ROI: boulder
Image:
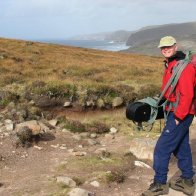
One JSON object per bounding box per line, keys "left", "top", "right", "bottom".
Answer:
{"left": 15, "top": 120, "right": 41, "bottom": 135}
{"left": 112, "top": 97, "right": 123, "bottom": 107}
{"left": 129, "top": 138, "right": 157, "bottom": 160}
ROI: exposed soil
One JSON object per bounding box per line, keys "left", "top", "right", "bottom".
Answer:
{"left": 1, "top": 110, "right": 196, "bottom": 196}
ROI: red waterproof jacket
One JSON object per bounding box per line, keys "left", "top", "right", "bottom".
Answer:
{"left": 161, "top": 51, "right": 196, "bottom": 120}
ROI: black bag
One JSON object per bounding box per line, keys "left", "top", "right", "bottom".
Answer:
{"left": 126, "top": 100, "right": 164, "bottom": 123}
{"left": 126, "top": 102, "right": 151, "bottom": 122}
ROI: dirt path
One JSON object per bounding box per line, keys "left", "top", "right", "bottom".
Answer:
{"left": 0, "top": 121, "right": 196, "bottom": 196}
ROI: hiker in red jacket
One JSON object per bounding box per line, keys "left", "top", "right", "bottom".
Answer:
{"left": 142, "top": 36, "right": 195, "bottom": 196}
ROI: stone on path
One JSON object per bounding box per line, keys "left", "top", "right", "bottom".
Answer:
{"left": 56, "top": 176, "right": 76, "bottom": 188}
{"left": 129, "top": 138, "right": 157, "bottom": 160}
{"left": 134, "top": 161, "right": 151, "bottom": 169}
{"left": 90, "top": 180, "right": 100, "bottom": 187}
{"left": 16, "top": 120, "right": 41, "bottom": 135}
{"left": 68, "top": 188, "right": 93, "bottom": 196}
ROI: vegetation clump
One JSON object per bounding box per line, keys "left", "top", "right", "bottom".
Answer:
{"left": 64, "top": 120, "right": 86, "bottom": 133}
{"left": 85, "top": 121, "right": 110, "bottom": 134}
{"left": 64, "top": 119, "right": 110, "bottom": 134}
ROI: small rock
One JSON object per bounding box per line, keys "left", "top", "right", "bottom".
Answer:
{"left": 86, "top": 100, "right": 95, "bottom": 107}
{"left": 68, "top": 188, "right": 93, "bottom": 196}
{"left": 73, "top": 151, "right": 87, "bottom": 156}
{"left": 56, "top": 176, "right": 76, "bottom": 188}
{"left": 134, "top": 161, "right": 151, "bottom": 169}
{"left": 90, "top": 133, "right": 97, "bottom": 138}
{"left": 79, "top": 132, "right": 90, "bottom": 138}
{"left": 73, "top": 135, "right": 82, "bottom": 141}
{"left": 87, "top": 139, "right": 97, "bottom": 146}
{"left": 61, "top": 128, "right": 69, "bottom": 133}
{"left": 110, "top": 127, "right": 118, "bottom": 134}
{"left": 90, "top": 180, "right": 100, "bottom": 187}
{"left": 48, "top": 119, "right": 58, "bottom": 127}
{"left": 51, "top": 144, "right": 60, "bottom": 148}
{"left": 29, "top": 100, "right": 35, "bottom": 105}
{"left": 4, "top": 119, "right": 14, "bottom": 132}
{"left": 5, "top": 123, "right": 14, "bottom": 132}
{"left": 112, "top": 97, "right": 123, "bottom": 107}
{"left": 64, "top": 101, "right": 72, "bottom": 107}
{"left": 33, "top": 145, "right": 43, "bottom": 150}
{"left": 59, "top": 144, "right": 67, "bottom": 150}
{"left": 21, "top": 152, "right": 28, "bottom": 158}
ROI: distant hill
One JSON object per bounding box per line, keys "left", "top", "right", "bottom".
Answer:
{"left": 70, "top": 30, "right": 132, "bottom": 42}
{"left": 126, "top": 21, "right": 196, "bottom": 46}
{"left": 124, "top": 21, "right": 196, "bottom": 56}
{"left": 122, "top": 34, "right": 196, "bottom": 56}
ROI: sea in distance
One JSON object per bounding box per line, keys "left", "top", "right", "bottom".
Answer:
{"left": 37, "top": 39, "right": 129, "bottom": 52}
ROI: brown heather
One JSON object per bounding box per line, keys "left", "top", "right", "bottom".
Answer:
{"left": 0, "top": 37, "right": 164, "bottom": 104}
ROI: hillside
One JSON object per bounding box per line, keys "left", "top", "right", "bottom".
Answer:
{"left": 0, "top": 37, "right": 163, "bottom": 110}
{"left": 126, "top": 21, "right": 196, "bottom": 46}
{"left": 124, "top": 21, "right": 196, "bottom": 56}
{"left": 124, "top": 34, "right": 196, "bottom": 56}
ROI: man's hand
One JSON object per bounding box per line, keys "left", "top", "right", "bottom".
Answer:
{"left": 175, "top": 119, "right": 180, "bottom": 125}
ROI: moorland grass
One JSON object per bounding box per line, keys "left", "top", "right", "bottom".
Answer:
{"left": 0, "top": 37, "right": 163, "bottom": 102}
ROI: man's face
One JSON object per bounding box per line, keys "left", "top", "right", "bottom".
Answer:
{"left": 160, "top": 44, "right": 177, "bottom": 59}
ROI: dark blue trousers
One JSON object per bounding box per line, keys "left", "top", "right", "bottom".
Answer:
{"left": 153, "top": 112, "right": 195, "bottom": 184}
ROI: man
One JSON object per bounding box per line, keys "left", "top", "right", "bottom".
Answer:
{"left": 142, "top": 36, "right": 195, "bottom": 196}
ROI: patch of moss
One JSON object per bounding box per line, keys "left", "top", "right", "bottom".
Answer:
{"left": 0, "top": 99, "right": 10, "bottom": 106}
{"left": 64, "top": 120, "right": 86, "bottom": 133}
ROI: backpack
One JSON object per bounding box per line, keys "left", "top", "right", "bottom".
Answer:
{"left": 126, "top": 51, "right": 196, "bottom": 127}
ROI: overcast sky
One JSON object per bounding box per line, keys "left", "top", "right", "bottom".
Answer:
{"left": 0, "top": 0, "right": 196, "bottom": 40}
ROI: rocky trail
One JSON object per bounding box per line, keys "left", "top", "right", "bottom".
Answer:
{"left": 0, "top": 107, "right": 196, "bottom": 196}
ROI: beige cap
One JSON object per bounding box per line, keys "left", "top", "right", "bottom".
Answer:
{"left": 158, "top": 36, "right": 177, "bottom": 48}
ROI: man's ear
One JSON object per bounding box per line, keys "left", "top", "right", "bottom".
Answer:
{"left": 174, "top": 44, "right": 178, "bottom": 51}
